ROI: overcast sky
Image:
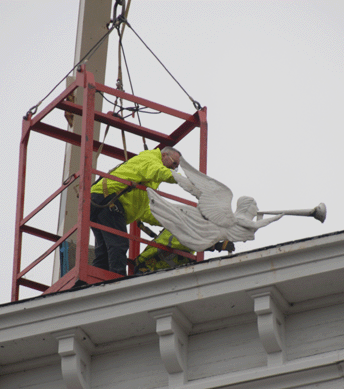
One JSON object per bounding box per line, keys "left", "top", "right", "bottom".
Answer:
{"left": 1, "top": 0, "right": 344, "bottom": 304}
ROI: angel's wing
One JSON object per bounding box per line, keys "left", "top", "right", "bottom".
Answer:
{"left": 178, "top": 157, "right": 235, "bottom": 228}
{"left": 172, "top": 171, "right": 202, "bottom": 199}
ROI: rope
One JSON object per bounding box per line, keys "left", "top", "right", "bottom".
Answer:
{"left": 118, "top": 29, "right": 149, "bottom": 150}
{"left": 116, "top": 0, "right": 148, "bottom": 150}
{"left": 117, "top": 0, "right": 131, "bottom": 89}
{"left": 115, "top": 0, "right": 132, "bottom": 161}
{"left": 96, "top": 92, "right": 162, "bottom": 117}
{"left": 94, "top": 0, "right": 130, "bottom": 162}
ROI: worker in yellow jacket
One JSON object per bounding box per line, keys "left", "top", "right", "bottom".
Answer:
{"left": 135, "top": 228, "right": 235, "bottom": 274}
{"left": 90, "top": 146, "right": 181, "bottom": 275}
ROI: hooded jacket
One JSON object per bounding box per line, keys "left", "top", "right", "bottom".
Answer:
{"left": 91, "top": 149, "right": 176, "bottom": 225}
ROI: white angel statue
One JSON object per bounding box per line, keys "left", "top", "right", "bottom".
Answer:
{"left": 147, "top": 156, "right": 283, "bottom": 252}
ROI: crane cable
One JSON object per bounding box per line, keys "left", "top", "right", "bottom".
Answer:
{"left": 111, "top": 2, "right": 202, "bottom": 111}
{"left": 24, "top": 18, "right": 119, "bottom": 120}
{"left": 24, "top": 0, "right": 201, "bottom": 121}
{"left": 123, "top": 20, "right": 202, "bottom": 111}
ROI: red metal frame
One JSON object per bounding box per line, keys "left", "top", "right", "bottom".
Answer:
{"left": 12, "top": 65, "right": 208, "bottom": 301}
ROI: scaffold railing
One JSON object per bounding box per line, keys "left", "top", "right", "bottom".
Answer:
{"left": 12, "top": 65, "right": 208, "bottom": 301}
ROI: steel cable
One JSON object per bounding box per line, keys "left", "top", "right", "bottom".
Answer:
{"left": 24, "top": 25, "right": 117, "bottom": 119}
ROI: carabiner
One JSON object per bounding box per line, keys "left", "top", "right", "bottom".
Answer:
{"left": 193, "top": 100, "right": 202, "bottom": 111}
{"left": 23, "top": 104, "right": 39, "bottom": 120}
{"left": 107, "top": 0, "right": 126, "bottom": 30}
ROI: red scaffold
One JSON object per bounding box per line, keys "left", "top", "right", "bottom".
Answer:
{"left": 12, "top": 65, "right": 208, "bottom": 301}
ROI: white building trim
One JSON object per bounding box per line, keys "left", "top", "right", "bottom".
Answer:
{"left": 1, "top": 231, "right": 344, "bottom": 388}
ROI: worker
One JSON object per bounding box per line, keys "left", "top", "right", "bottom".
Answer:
{"left": 134, "top": 227, "right": 235, "bottom": 274}
{"left": 90, "top": 146, "right": 181, "bottom": 275}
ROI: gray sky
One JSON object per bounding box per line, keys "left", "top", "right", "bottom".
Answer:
{"left": 1, "top": 0, "right": 343, "bottom": 304}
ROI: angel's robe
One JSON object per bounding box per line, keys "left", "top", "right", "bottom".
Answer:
{"left": 148, "top": 188, "right": 256, "bottom": 252}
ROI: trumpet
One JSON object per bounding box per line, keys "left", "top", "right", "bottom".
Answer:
{"left": 257, "top": 203, "right": 326, "bottom": 223}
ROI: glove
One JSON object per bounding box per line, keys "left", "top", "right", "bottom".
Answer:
{"left": 136, "top": 220, "right": 157, "bottom": 238}
{"left": 214, "top": 240, "right": 235, "bottom": 253}
{"left": 205, "top": 240, "right": 235, "bottom": 253}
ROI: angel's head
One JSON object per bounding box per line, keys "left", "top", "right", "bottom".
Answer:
{"left": 235, "top": 196, "right": 258, "bottom": 220}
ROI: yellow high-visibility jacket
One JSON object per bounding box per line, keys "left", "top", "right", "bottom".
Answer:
{"left": 91, "top": 149, "right": 176, "bottom": 225}
{"left": 135, "top": 228, "right": 194, "bottom": 273}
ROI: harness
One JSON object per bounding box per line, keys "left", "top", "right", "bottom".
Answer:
{"left": 91, "top": 162, "right": 135, "bottom": 212}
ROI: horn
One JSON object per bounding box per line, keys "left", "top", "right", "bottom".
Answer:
{"left": 257, "top": 203, "right": 326, "bottom": 223}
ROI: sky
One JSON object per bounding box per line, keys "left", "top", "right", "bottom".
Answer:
{"left": 1, "top": 0, "right": 344, "bottom": 304}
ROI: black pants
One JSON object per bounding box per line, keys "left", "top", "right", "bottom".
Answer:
{"left": 90, "top": 193, "right": 129, "bottom": 275}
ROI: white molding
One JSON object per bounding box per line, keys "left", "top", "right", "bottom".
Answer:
{"left": 151, "top": 307, "right": 192, "bottom": 386}
{"left": 2, "top": 234, "right": 343, "bottom": 340}
{"left": 0, "top": 354, "right": 60, "bottom": 376}
{"left": 53, "top": 327, "right": 94, "bottom": 389}
{"left": 177, "top": 350, "right": 344, "bottom": 389}
{"left": 289, "top": 291, "right": 344, "bottom": 313}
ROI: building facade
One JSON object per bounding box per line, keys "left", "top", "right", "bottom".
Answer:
{"left": 1, "top": 231, "right": 344, "bottom": 389}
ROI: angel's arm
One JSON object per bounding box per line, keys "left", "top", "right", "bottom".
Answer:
{"left": 237, "top": 214, "right": 283, "bottom": 230}
{"left": 255, "top": 214, "right": 284, "bottom": 228}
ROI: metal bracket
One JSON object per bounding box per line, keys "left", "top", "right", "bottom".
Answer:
{"left": 53, "top": 327, "right": 94, "bottom": 389}
{"left": 150, "top": 307, "right": 192, "bottom": 386}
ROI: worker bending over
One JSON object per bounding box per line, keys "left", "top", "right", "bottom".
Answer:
{"left": 90, "top": 146, "right": 180, "bottom": 275}
{"left": 135, "top": 227, "right": 235, "bottom": 274}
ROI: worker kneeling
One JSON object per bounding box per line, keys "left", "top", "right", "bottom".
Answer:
{"left": 135, "top": 226, "right": 235, "bottom": 274}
